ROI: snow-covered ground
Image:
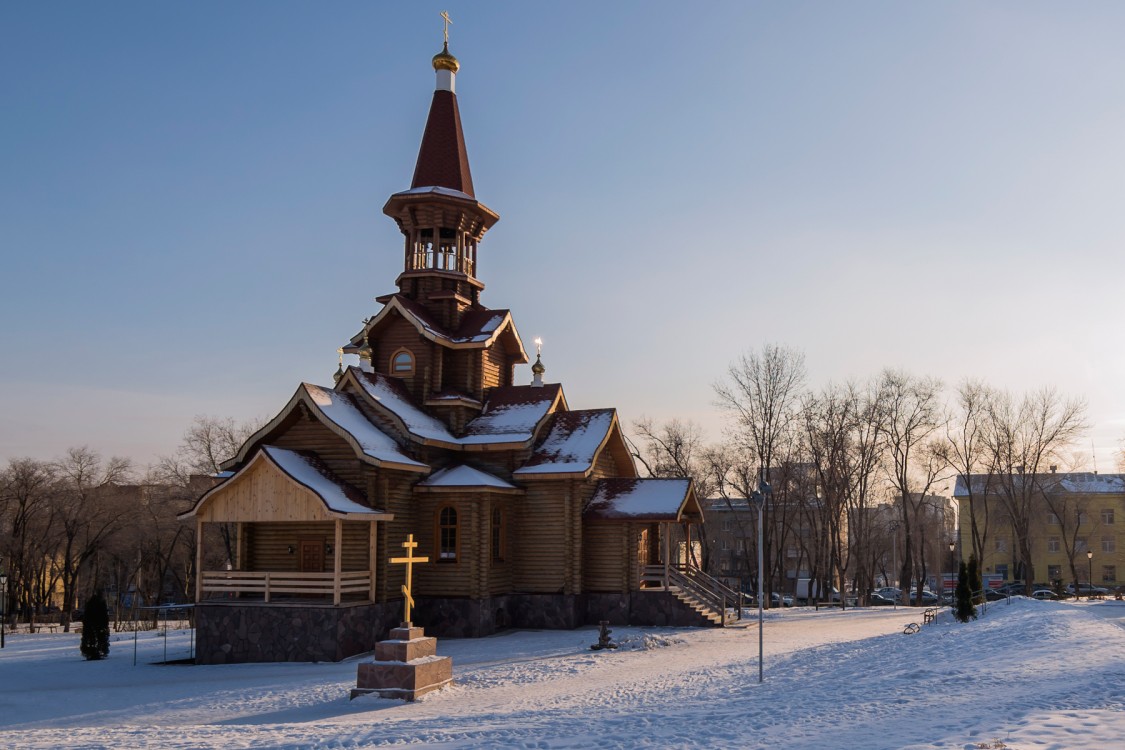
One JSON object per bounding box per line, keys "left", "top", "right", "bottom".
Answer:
{"left": 1, "top": 598, "right": 1122, "bottom": 749}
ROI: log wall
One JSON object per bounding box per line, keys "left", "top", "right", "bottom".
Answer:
{"left": 243, "top": 522, "right": 371, "bottom": 572}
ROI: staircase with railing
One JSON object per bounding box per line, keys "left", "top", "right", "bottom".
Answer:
{"left": 640, "top": 564, "right": 743, "bottom": 626}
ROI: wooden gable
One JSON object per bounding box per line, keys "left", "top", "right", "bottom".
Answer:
{"left": 187, "top": 449, "right": 392, "bottom": 524}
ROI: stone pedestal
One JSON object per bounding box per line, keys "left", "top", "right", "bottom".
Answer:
{"left": 350, "top": 625, "right": 453, "bottom": 701}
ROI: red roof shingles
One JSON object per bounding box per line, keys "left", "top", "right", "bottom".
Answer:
{"left": 514, "top": 409, "right": 616, "bottom": 476}
{"left": 411, "top": 90, "right": 474, "bottom": 197}
{"left": 584, "top": 478, "right": 694, "bottom": 521}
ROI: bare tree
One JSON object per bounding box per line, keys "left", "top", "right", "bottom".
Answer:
{"left": 713, "top": 344, "right": 807, "bottom": 603}
{"left": 50, "top": 447, "right": 132, "bottom": 630}
{"left": 944, "top": 379, "right": 998, "bottom": 569}
{"left": 630, "top": 417, "right": 716, "bottom": 572}
{"left": 881, "top": 369, "right": 946, "bottom": 605}
{"left": 801, "top": 385, "right": 854, "bottom": 608}
{"left": 714, "top": 344, "right": 807, "bottom": 484}
{"left": 0, "top": 458, "right": 58, "bottom": 623}
{"left": 153, "top": 415, "right": 261, "bottom": 571}
{"left": 982, "top": 387, "right": 1088, "bottom": 594}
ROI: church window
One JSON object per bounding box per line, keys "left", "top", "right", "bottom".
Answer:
{"left": 491, "top": 507, "right": 504, "bottom": 562}
{"left": 438, "top": 506, "right": 458, "bottom": 561}
{"left": 391, "top": 349, "right": 415, "bottom": 376}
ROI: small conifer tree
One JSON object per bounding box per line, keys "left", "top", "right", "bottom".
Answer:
{"left": 955, "top": 560, "right": 976, "bottom": 622}
{"left": 968, "top": 554, "right": 982, "bottom": 604}
{"left": 80, "top": 592, "right": 110, "bottom": 660}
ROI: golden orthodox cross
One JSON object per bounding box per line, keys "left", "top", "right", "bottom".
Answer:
{"left": 440, "top": 11, "right": 452, "bottom": 45}
{"left": 390, "top": 533, "right": 429, "bottom": 626}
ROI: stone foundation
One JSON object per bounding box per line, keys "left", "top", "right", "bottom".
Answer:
{"left": 196, "top": 591, "right": 715, "bottom": 664}
{"left": 195, "top": 601, "right": 397, "bottom": 664}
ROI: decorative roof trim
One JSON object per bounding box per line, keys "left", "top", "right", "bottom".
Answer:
{"left": 219, "top": 383, "right": 429, "bottom": 474}
{"left": 180, "top": 447, "right": 394, "bottom": 521}
{"left": 346, "top": 296, "right": 528, "bottom": 361}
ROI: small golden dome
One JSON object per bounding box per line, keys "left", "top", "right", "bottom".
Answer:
{"left": 531, "top": 355, "right": 545, "bottom": 375}
{"left": 432, "top": 42, "right": 460, "bottom": 74}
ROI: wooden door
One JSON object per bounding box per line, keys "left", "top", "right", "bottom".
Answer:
{"left": 298, "top": 540, "right": 324, "bottom": 572}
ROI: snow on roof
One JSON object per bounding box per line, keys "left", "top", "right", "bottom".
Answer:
{"left": 342, "top": 371, "right": 556, "bottom": 449}
{"left": 417, "top": 464, "right": 517, "bottom": 490}
{"left": 954, "top": 472, "right": 1125, "bottom": 496}
{"left": 461, "top": 384, "right": 561, "bottom": 445}
{"left": 348, "top": 370, "right": 458, "bottom": 444}
{"left": 303, "top": 384, "right": 427, "bottom": 470}
{"left": 585, "top": 478, "right": 694, "bottom": 521}
{"left": 392, "top": 186, "right": 475, "bottom": 201}
{"left": 261, "top": 447, "right": 383, "bottom": 515}
{"left": 342, "top": 297, "right": 527, "bottom": 362}
{"left": 514, "top": 409, "right": 616, "bottom": 476}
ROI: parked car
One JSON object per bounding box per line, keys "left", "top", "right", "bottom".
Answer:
{"left": 1064, "top": 583, "right": 1110, "bottom": 596}
{"left": 1030, "top": 589, "right": 1057, "bottom": 600}
{"left": 906, "top": 590, "right": 941, "bottom": 606}
{"left": 868, "top": 592, "right": 896, "bottom": 606}
{"left": 874, "top": 587, "right": 901, "bottom": 601}
{"left": 983, "top": 589, "right": 1008, "bottom": 601}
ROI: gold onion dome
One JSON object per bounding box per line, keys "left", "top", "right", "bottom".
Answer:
{"left": 531, "top": 355, "right": 545, "bottom": 375}
{"left": 432, "top": 42, "right": 460, "bottom": 73}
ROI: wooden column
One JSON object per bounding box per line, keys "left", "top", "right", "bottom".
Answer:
{"left": 195, "top": 518, "right": 203, "bottom": 602}
{"left": 333, "top": 519, "right": 343, "bottom": 605}
{"left": 663, "top": 522, "right": 671, "bottom": 589}
{"left": 235, "top": 522, "right": 244, "bottom": 570}
{"left": 375, "top": 521, "right": 384, "bottom": 602}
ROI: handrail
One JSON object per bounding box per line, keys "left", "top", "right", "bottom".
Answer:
{"left": 641, "top": 564, "right": 742, "bottom": 624}
{"left": 200, "top": 570, "right": 372, "bottom": 605}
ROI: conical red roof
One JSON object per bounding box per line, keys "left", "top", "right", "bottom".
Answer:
{"left": 410, "top": 90, "right": 475, "bottom": 197}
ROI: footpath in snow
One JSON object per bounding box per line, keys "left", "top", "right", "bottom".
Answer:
{"left": 0, "top": 597, "right": 1122, "bottom": 749}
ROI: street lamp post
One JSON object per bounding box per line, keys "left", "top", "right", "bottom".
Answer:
{"left": 751, "top": 474, "right": 770, "bottom": 685}
{"left": 891, "top": 522, "right": 900, "bottom": 610}
{"left": 948, "top": 540, "right": 956, "bottom": 607}
{"left": 1087, "top": 549, "right": 1094, "bottom": 598}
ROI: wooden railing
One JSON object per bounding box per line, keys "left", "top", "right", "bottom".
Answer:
{"left": 641, "top": 564, "right": 743, "bottom": 624}
{"left": 200, "top": 570, "right": 371, "bottom": 605}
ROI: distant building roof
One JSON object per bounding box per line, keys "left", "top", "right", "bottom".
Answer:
{"left": 954, "top": 472, "right": 1125, "bottom": 496}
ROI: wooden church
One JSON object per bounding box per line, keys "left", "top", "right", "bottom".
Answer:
{"left": 182, "top": 38, "right": 725, "bottom": 664}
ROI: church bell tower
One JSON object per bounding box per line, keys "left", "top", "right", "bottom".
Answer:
{"left": 381, "top": 37, "right": 499, "bottom": 328}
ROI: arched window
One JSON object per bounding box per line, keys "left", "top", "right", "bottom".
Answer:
{"left": 438, "top": 506, "right": 458, "bottom": 562}
{"left": 390, "top": 349, "right": 415, "bottom": 376}
{"left": 491, "top": 507, "right": 504, "bottom": 563}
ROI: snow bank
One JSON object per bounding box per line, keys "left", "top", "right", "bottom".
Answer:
{"left": 1, "top": 599, "right": 1122, "bottom": 749}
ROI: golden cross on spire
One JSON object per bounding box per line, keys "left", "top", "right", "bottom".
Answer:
{"left": 440, "top": 11, "right": 452, "bottom": 45}
{"left": 389, "top": 533, "right": 429, "bottom": 626}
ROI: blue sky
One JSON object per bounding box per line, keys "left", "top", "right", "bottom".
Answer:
{"left": 3, "top": 2, "right": 1124, "bottom": 470}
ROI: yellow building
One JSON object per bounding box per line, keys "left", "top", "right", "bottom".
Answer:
{"left": 955, "top": 472, "right": 1124, "bottom": 590}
